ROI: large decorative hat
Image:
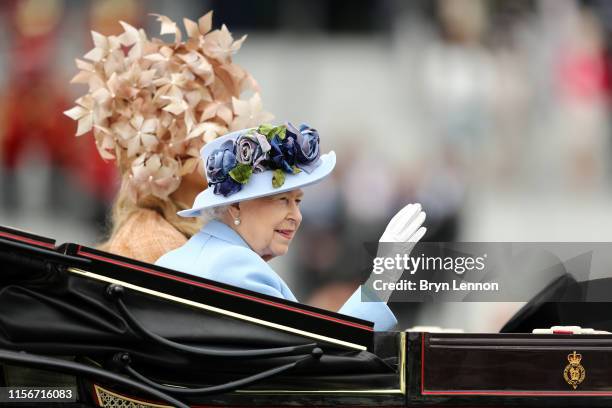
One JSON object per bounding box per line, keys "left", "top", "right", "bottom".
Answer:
{"left": 178, "top": 122, "right": 336, "bottom": 217}
{"left": 64, "top": 11, "right": 273, "bottom": 202}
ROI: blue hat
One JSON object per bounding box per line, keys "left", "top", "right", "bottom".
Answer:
{"left": 178, "top": 123, "right": 336, "bottom": 217}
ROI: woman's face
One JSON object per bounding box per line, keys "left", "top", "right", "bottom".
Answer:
{"left": 230, "top": 189, "right": 304, "bottom": 261}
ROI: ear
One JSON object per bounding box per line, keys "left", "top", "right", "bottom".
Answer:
{"left": 227, "top": 203, "right": 241, "bottom": 218}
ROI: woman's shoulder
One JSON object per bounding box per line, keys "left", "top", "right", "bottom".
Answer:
{"left": 104, "top": 209, "right": 188, "bottom": 264}
{"left": 160, "top": 226, "right": 290, "bottom": 300}
{"left": 200, "top": 237, "right": 272, "bottom": 274}
{"left": 204, "top": 244, "right": 284, "bottom": 296}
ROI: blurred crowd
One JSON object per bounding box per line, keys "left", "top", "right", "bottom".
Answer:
{"left": 1, "top": 0, "right": 612, "bottom": 331}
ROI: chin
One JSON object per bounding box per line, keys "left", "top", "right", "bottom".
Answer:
{"left": 271, "top": 245, "right": 290, "bottom": 258}
{"left": 262, "top": 249, "right": 287, "bottom": 262}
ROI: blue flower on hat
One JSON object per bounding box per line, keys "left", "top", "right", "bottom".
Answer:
{"left": 269, "top": 133, "right": 296, "bottom": 174}
{"left": 206, "top": 140, "right": 243, "bottom": 197}
{"left": 236, "top": 133, "right": 268, "bottom": 172}
{"left": 287, "top": 123, "right": 321, "bottom": 174}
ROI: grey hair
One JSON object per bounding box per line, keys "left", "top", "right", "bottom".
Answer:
{"left": 199, "top": 204, "right": 231, "bottom": 224}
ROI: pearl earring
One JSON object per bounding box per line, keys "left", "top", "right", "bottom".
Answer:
{"left": 234, "top": 218, "right": 241, "bottom": 226}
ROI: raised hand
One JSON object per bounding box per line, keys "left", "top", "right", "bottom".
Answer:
{"left": 365, "top": 203, "right": 427, "bottom": 303}
{"left": 379, "top": 203, "right": 426, "bottom": 244}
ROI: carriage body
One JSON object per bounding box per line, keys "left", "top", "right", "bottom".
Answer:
{"left": 2, "top": 225, "right": 612, "bottom": 407}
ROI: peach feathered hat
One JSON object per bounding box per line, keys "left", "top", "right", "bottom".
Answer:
{"left": 64, "top": 11, "right": 273, "bottom": 202}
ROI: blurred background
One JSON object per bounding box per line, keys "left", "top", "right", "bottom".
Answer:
{"left": 1, "top": 0, "right": 612, "bottom": 332}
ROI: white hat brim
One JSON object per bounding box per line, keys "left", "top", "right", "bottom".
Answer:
{"left": 178, "top": 151, "right": 336, "bottom": 218}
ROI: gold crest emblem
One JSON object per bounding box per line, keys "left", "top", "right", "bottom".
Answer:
{"left": 563, "top": 351, "right": 586, "bottom": 390}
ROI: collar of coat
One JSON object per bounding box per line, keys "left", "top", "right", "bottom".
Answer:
{"left": 201, "top": 220, "right": 251, "bottom": 249}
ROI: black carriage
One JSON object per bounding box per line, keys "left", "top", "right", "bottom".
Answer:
{"left": 2, "top": 225, "right": 612, "bottom": 407}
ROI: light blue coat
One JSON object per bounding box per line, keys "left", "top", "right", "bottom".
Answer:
{"left": 155, "top": 220, "right": 397, "bottom": 331}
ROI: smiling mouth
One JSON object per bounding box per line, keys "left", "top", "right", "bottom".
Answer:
{"left": 275, "top": 230, "right": 295, "bottom": 239}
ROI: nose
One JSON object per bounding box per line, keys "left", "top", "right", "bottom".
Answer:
{"left": 288, "top": 200, "right": 302, "bottom": 227}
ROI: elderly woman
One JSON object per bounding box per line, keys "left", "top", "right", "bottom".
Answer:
{"left": 156, "top": 123, "right": 426, "bottom": 331}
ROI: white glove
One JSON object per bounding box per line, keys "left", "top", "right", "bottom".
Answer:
{"left": 379, "top": 203, "right": 427, "bottom": 244}
{"left": 364, "top": 203, "right": 427, "bottom": 303}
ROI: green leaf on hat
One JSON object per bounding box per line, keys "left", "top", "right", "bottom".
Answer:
{"left": 270, "top": 125, "right": 286, "bottom": 140}
{"left": 272, "top": 169, "right": 285, "bottom": 188}
{"left": 292, "top": 165, "right": 302, "bottom": 174}
{"left": 258, "top": 124, "right": 287, "bottom": 141}
{"left": 229, "top": 163, "right": 253, "bottom": 184}
{"left": 257, "top": 124, "right": 274, "bottom": 138}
